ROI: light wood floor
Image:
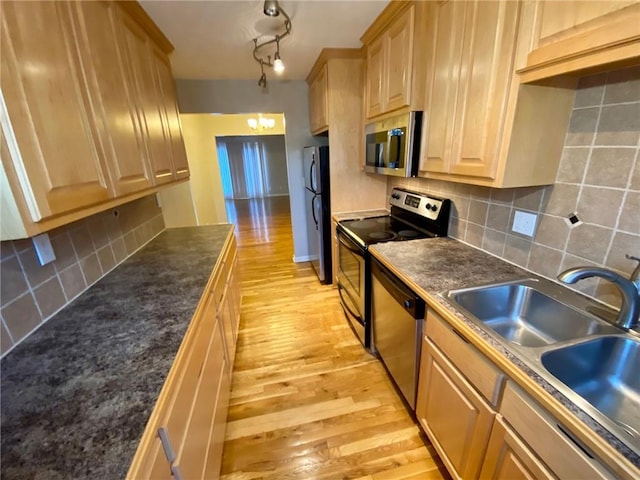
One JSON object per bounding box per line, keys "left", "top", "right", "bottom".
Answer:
{"left": 221, "top": 197, "right": 449, "bottom": 480}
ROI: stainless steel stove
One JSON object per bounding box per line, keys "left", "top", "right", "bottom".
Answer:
{"left": 335, "top": 188, "right": 451, "bottom": 351}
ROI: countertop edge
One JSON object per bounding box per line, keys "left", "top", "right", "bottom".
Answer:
{"left": 369, "top": 243, "right": 640, "bottom": 479}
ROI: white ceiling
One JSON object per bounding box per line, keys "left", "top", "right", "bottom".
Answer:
{"left": 140, "top": 0, "right": 388, "bottom": 81}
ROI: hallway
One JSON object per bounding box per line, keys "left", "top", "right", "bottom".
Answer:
{"left": 220, "top": 197, "right": 448, "bottom": 479}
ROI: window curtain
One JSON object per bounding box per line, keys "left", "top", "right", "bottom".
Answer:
{"left": 216, "top": 141, "right": 234, "bottom": 200}
{"left": 216, "top": 139, "right": 272, "bottom": 199}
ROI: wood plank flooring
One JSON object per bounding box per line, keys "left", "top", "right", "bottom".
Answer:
{"left": 221, "top": 197, "right": 449, "bottom": 480}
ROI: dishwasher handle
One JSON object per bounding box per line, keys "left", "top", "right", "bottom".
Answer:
{"left": 372, "top": 258, "right": 425, "bottom": 319}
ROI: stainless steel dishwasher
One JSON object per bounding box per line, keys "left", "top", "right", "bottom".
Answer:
{"left": 371, "top": 257, "right": 425, "bottom": 411}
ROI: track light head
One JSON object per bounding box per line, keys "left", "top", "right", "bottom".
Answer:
{"left": 263, "top": 0, "right": 279, "bottom": 17}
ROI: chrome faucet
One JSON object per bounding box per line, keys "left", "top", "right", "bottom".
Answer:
{"left": 558, "top": 254, "right": 640, "bottom": 330}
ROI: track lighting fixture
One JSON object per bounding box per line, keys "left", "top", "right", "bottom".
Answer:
{"left": 263, "top": 0, "right": 279, "bottom": 17}
{"left": 252, "top": 0, "right": 292, "bottom": 88}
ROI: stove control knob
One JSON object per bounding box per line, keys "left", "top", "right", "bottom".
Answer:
{"left": 431, "top": 204, "right": 438, "bottom": 212}
{"left": 392, "top": 193, "right": 400, "bottom": 200}
{"left": 425, "top": 203, "right": 431, "bottom": 210}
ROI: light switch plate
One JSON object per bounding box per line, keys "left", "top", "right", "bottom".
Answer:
{"left": 32, "top": 233, "right": 56, "bottom": 266}
{"left": 512, "top": 210, "right": 537, "bottom": 237}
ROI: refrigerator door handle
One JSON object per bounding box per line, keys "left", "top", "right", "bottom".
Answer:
{"left": 311, "top": 194, "right": 319, "bottom": 229}
{"left": 309, "top": 156, "right": 316, "bottom": 192}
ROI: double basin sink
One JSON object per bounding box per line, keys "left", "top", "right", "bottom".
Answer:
{"left": 446, "top": 278, "right": 640, "bottom": 455}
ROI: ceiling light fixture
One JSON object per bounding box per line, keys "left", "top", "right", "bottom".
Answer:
{"left": 247, "top": 115, "right": 276, "bottom": 132}
{"left": 263, "top": 0, "right": 279, "bottom": 17}
{"left": 252, "top": 0, "right": 291, "bottom": 88}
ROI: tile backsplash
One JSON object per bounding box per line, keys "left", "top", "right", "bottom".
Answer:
{"left": 0, "top": 195, "right": 165, "bottom": 357}
{"left": 391, "top": 66, "right": 640, "bottom": 310}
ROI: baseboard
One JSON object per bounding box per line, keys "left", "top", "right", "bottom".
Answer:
{"left": 293, "top": 254, "right": 314, "bottom": 262}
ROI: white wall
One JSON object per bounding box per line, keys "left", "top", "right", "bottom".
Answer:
{"left": 175, "top": 79, "right": 323, "bottom": 261}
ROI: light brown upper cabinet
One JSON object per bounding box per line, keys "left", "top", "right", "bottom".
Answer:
{"left": 0, "top": 1, "right": 189, "bottom": 240}
{"left": 1, "top": 1, "right": 113, "bottom": 225}
{"left": 308, "top": 63, "right": 329, "bottom": 135}
{"left": 418, "top": 0, "right": 576, "bottom": 188}
{"left": 116, "top": 11, "right": 175, "bottom": 186}
{"left": 362, "top": 3, "right": 419, "bottom": 119}
{"left": 520, "top": 1, "right": 640, "bottom": 83}
{"left": 151, "top": 47, "right": 190, "bottom": 180}
{"left": 71, "top": 1, "right": 154, "bottom": 197}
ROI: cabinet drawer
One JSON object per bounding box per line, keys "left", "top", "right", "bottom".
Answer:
{"left": 426, "top": 311, "right": 504, "bottom": 405}
{"left": 176, "top": 316, "right": 227, "bottom": 479}
{"left": 161, "top": 295, "right": 218, "bottom": 455}
{"left": 212, "top": 236, "right": 236, "bottom": 306}
{"left": 501, "top": 382, "right": 614, "bottom": 479}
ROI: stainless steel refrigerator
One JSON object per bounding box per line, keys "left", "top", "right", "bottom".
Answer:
{"left": 303, "top": 146, "right": 331, "bottom": 284}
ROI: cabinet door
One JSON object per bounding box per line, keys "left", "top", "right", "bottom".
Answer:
{"left": 537, "top": 1, "right": 636, "bottom": 46}
{"left": 309, "top": 64, "right": 328, "bottom": 133}
{"left": 163, "top": 295, "right": 218, "bottom": 459}
{"left": 218, "top": 282, "right": 237, "bottom": 367}
{"left": 70, "top": 1, "right": 153, "bottom": 197}
{"left": 418, "top": 0, "right": 466, "bottom": 175}
{"left": 1, "top": 1, "right": 111, "bottom": 221}
{"left": 481, "top": 416, "right": 554, "bottom": 480}
{"left": 416, "top": 338, "right": 495, "bottom": 479}
{"left": 384, "top": 5, "right": 415, "bottom": 112}
{"left": 448, "top": 1, "right": 520, "bottom": 179}
{"left": 365, "top": 36, "right": 385, "bottom": 119}
{"left": 116, "top": 10, "right": 175, "bottom": 185}
{"left": 203, "top": 352, "right": 231, "bottom": 480}
{"left": 176, "top": 315, "right": 227, "bottom": 479}
{"left": 151, "top": 47, "right": 189, "bottom": 180}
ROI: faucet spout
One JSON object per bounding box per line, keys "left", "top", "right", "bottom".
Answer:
{"left": 558, "top": 267, "right": 640, "bottom": 330}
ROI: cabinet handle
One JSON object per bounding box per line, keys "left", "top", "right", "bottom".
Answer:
{"left": 450, "top": 326, "right": 470, "bottom": 344}
{"left": 171, "top": 464, "right": 184, "bottom": 480}
{"left": 557, "top": 423, "right": 595, "bottom": 459}
{"left": 157, "top": 426, "right": 177, "bottom": 464}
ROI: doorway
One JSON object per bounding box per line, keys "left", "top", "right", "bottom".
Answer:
{"left": 215, "top": 134, "right": 290, "bottom": 231}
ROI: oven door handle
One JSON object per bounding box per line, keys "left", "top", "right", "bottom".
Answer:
{"left": 338, "top": 233, "right": 363, "bottom": 256}
{"left": 337, "top": 283, "right": 363, "bottom": 324}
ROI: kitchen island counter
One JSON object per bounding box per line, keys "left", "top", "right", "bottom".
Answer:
{"left": 370, "top": 237, "right": 640, "bottom": 475}
{"left": 0, "top": 225, "right": 233, "bottom": 480}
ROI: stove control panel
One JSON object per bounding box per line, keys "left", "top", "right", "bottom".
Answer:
{"left": 389, "top": 188, "right": 445, "bottom": 221}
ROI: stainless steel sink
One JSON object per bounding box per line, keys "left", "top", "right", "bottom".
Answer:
{"left": 447, "top": 280, "right": 619, "bottom": 347}
{"left": 542, "top": 336, "right": 640, "bottom": 438}
{"left": 445, "top": 278, "right": 640, "bottom": 455}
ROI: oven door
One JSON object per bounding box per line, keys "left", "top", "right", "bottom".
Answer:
{"left": 336, "top": 229, "right": 366, "bottom": 345}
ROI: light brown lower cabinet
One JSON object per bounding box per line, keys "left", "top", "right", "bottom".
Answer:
{"left": 127, "top": 232, "right": 240, "bottom": 480}
{"left": 416, "top": 337, "right": 495, "bottom": 479}
{"left": 417, "top": 310, "right": 618, "bottom": 480}
{"left": 480, "top": 415, "right": 554, "bottom": 480}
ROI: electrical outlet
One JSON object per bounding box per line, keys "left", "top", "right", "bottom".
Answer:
{"left": 32, "top": 233, "right": 56, "bottom": 265}
{"left": 512, "top": 210, "right": 537, "bottom": 237}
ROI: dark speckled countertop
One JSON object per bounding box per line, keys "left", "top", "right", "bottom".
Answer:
{"left": 370, "top": 237, "right": 640, "bottom": 471}
{"left": 1, "top": 225, "right": 233, "bottom": 480}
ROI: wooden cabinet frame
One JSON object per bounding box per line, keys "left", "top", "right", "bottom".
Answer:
{"left": 362, "top": 2, "right": 421, "bottom": 119}
{"left": 417, "top": 0, "right": 576, "bottom": 188}
{"left": 0, "top": 0, "right": 190, "bottom": 241}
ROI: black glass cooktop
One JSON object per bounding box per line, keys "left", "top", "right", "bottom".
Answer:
{"left": 339, "top": 215, "right": 434, "bottom": 246}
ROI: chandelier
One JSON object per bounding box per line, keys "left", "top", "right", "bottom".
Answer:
{"left": 247, "top": 115, "right": 276, "bottom": 132}
{"left": 252, "top": 0, "right": 292, "bottom": 88}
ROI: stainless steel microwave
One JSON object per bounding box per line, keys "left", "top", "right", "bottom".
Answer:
{"left": 364, "top": 111, "right": 423, "bottom": 177}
